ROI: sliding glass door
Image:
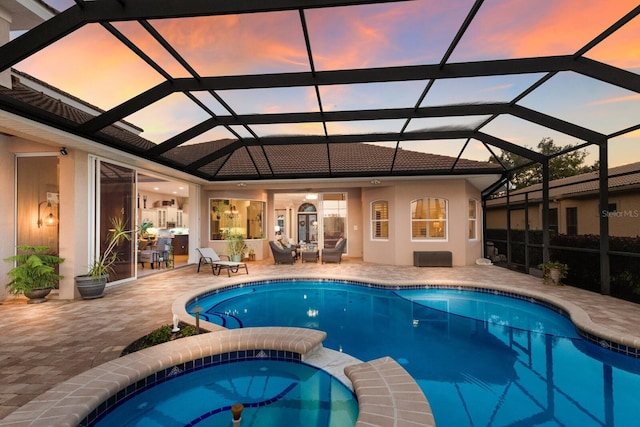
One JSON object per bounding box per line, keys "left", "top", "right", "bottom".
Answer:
{"left": 97, "top": 160, "right": 136, "bottom": 283}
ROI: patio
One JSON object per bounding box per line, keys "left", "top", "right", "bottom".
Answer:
{"left": 2, "top": 258, "right": 640, "bottom": 422}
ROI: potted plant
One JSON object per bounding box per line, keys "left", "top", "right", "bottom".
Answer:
{"left": 4, "top": 245, "right": 64, "bottom": 304}
{"left": 75, "top": 217, "right": 132, "bottom": 299}
{"left": 538, "top": 261, "right": 569, "bottom": 285}
{"left": 223, "top": 229, "right": 245, "bottom": 262}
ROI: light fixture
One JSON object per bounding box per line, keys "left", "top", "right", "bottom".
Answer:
{"left": 37, "top": 201, "right": 56, "bottom": 228}
{"left": 59, "top": 147, "right": 68, "bottom": 156}
{"left": 371, "top": 179, "right": 381, "bottom": 185}
{"left": 37, "top": 192, "right": 59, "bottom": 228}
{"left": 305, "top": 193, "right": 318, "bottom": 200}
{"left": 237, "top": 182, "right": 247, "bottom": 187}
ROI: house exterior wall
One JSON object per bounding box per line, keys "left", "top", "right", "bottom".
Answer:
{"left": 486, "top": 190, "right": 640, "bottom": 237}
{"left": 2, "top": 135, "right": 487, "bottom": 302}
{"left": 0, "top": 135, "right": 16, "bottom": 301}
{"left": 0, "top": 136, "right": 90, "bottom": 301}
{"left": 362, "top": 179, "right": 482, "bottom": 266}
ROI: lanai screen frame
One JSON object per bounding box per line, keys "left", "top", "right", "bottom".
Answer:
{"left": 1, "top": 0, "right": 639, "bottom": 295}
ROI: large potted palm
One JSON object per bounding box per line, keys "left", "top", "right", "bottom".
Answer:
{"left": 75, "top": 217, "right": 132, "bottom": 299}
{"left": 4, "top": 245, "right": 64, "bottom": 304}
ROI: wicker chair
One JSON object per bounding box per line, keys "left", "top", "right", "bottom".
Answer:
{"left": 269, "top": 241, "right": 296, "bottom": 264}
{"left": 321, "top": 238, "right": 347, "bottom": 264}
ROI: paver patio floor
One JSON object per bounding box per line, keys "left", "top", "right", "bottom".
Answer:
{"left": 2, "top": 258, "right": 640, "bottom": 421}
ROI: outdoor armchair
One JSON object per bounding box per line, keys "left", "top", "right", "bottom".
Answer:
{"left": 321, "top": 238, "right": 347, "bottom": 264}
{"left": 269, "top": 241, "right": 296, "bottom": 264}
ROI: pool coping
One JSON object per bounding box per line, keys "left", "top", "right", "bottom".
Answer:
{"left": 0, "top": 327, "right": 339, "bottom": 427}
{"left": 345, "top": 357, "right": 435, "bottom": 427}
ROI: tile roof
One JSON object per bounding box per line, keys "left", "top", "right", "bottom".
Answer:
{"left": 487, "top": 162, "right": 640, "bottom": 205}
{"left": 1, "top": 73, "right": 502, "bottom": 180}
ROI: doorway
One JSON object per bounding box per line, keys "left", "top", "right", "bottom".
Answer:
{"left": 297, "top": 203, "right": 318, "bottom": 243}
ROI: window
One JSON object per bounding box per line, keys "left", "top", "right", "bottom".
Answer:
{"left": 371, "top": 200, "right": 389, "bottom": 239}
{"left": 566, "top": 207, "right": 577, "bottom": 236}
{"left": 468, "top": 199, "right": 477, "bottom": 240}
{"left": 411, "top": 198, "right": 447, "bottom": 240}
{"left": 322, "top": 193, "right": 347, "bottom": 249}
{"left": 210, "top": 199, "right": 265, "bottom": 240}
{"left": 549, "top": 208, "right": 558, "bottom": 236}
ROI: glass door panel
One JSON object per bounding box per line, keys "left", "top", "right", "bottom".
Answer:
{"left": 321, "top": 193, "right": 346, "bottom": 249}
{"left": 99, "top": 161, "right": 135, "bottom": 282}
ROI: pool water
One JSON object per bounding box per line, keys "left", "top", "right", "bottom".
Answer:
{"left": 95, "top": 359, "right": 358, "bottom": 427}
{"left": 188, "top": 281, "right": 640, "bottom": 427}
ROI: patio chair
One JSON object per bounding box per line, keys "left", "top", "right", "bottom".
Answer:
{"left": 321, "top": 238, "right": 347, "bottom": 264}
{"left": 269, "top": 241, "right": 296, "bottom": 264}
{"left": 196, "top": 247, "right": 249, "bottom": 276}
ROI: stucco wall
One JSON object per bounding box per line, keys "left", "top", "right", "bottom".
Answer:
{"left": 0, "top": 136, "right": 15, "bottom": 301}
{"left": 0, "top": 137, "right": 83, "bottom": 300}
{"left": 362, "top": 179, "right": 482, "bottom": 266}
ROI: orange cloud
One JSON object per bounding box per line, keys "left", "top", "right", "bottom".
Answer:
{"left": 457, "top": 0, "right": 640, "bottom": 60}
{"left": 17, "top": 24, "right": 164, "bottom": 110}
{"left": 149, "top": 12, "right": 309, "bottom": 75}
{"left": 588, "top": 93, "right": 640, "bottom": 106}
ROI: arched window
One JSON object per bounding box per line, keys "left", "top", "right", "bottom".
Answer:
{"left": 371, "top": 200, "right": 389, "bottom": 239}
{"left": 411, "top": 198, "right": 447, "bottom": 240}
{"left": 298, "top": 203, "right": 317, "bottom": 212}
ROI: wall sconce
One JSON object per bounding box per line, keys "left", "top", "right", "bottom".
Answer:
{"left": 37, "top": 201, "right": 56, "bottom": 228}
{"left": 59, "top": 147, "right": 68, "bottom": 156}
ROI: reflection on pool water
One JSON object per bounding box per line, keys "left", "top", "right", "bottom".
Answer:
{"left": 95, "top": 359, "right": 358, "bottom": 427}
{"left": 188, "top": 280, "right": 640, "bottom": 427}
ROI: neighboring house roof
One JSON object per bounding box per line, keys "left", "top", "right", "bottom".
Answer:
{"left": 487, "top": 162, "right": 640, "bottom": 206}
{"left": 0, "top": 72, "right": 502, "bottom": 181}
{"left": 3, "top": 0, "right": 57, "bottom": 30}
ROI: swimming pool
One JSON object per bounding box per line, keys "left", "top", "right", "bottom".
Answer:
{"left": 94, "top": 359, "right": 358, "bottom": 426}
{"left": 187, "top": 280, "right": 640, "bottom": 427}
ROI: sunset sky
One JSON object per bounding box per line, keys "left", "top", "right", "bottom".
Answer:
{"left": 15, "top": 0, "right": 640, "bottom": 168}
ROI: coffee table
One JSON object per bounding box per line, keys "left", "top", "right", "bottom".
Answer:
{"left": 301, "top": 249, "right": 319, "bottom": 263}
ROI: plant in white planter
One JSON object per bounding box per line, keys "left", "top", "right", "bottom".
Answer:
{"left": 4, "top": 245, "right": 64, "bottom": 304}
{"left": 538, "top": 261, "right": 569, "bottom": 286}
{"left": 223, "top": 229, "right": 246, "bottom": 262}
{"left": 75, "top": 217, "right": 132, "bottom": 299}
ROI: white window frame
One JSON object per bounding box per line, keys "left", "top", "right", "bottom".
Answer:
{"left": 468, "top": 198, "right": 478, "bottom": 240}
{"left": 411, "top": 198, "right": 448, "bottom": 241}
{"left": 371, "top": 200, "right": 389, "bottom": 240}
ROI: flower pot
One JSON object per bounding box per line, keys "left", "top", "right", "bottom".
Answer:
{"left": 230, "top": 255, "right": 242, "bottom": 262}
{"left": 75, "top": 274, "right": 108, "bottom": 299}
{"left": 24, "top": 288, "right": 52, "bottom": 304}
{"left": 548, "top": 268, "right": 562, "bottom": 286}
